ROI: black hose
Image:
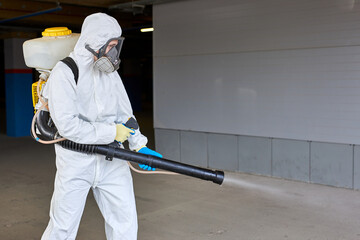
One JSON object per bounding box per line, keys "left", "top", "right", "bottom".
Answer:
{"left": 36, "top": 111, "right": 57, "bottom": 141}
{"left": 34, "top": 110, "right": 225, "bottom": 185}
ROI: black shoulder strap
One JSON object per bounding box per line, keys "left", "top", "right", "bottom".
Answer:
{"left": 60, "top": 57, "right": 79, "bottom": 84}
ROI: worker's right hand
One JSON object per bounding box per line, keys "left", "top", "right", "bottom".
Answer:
{"left": 115, "top": 124, "right": 135, "bottom": 143}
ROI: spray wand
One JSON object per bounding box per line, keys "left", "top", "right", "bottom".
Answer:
{"left": 33, "top": 110, "right": 224, "bottom": 185}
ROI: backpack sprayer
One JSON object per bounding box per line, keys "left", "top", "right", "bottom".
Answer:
{"left": 23, "top": 27, "right": 224, "bottom": 185}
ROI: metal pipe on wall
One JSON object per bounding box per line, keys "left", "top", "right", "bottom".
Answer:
{"left": 0, "top": 5, "right": 62, "bottom": 24}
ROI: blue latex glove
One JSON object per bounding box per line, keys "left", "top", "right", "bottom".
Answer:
{"left": 137, "top": 147, "right": 163, "bottom": 171}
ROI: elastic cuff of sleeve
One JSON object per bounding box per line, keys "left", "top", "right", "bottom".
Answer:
{"left": 135, "top": 145, "right": 147, "bottom": 152}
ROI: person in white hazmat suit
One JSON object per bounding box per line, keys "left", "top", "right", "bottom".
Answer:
{"left": 41, "top": 13, "right": 162, "bottom": 240}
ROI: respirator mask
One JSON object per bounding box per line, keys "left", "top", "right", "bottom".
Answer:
{"left": 85, "top": 37, "right": 124, "bottom": 73}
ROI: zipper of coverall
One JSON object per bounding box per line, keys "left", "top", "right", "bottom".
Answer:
{"left": 92, "top": 75, "right": 103, "bottom": 188}
{"left": 92, "top": 156, "right": 101, "bottom": 187}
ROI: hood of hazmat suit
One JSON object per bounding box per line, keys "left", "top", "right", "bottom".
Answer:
{"left": 41, "top": 13, "right": 145, "bottom": 240}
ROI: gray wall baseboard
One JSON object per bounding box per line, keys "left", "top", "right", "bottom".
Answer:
{"left": 155, "top": 128, "right": 359, "bottom": 190}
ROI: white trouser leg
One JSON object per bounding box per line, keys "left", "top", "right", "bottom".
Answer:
{"left": 42, "top": 147, "right": 95, "bottom": 240}
{"left": 92, "top": 159, "right": 138, "bottom": 240}
{"left": 41, "top": 171, "right": 91, "bottom": 240}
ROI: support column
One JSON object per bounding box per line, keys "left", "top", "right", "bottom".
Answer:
{"left": 4, "top": 38, "right": 33, "bottom": 137}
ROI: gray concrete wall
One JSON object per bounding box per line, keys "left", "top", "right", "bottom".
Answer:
{"left": 154, "top": 0, "right": 360, "bottom": 146}
{"left": 155, "top": 128, "right": 360, "bottom": 190}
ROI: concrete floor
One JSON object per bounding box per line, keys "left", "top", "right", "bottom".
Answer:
{"left": 1, "top": 133, "right": 360, "bottom": 240}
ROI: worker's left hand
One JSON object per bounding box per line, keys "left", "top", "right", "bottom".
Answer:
{"left": 136, "top": 146, "right": 163, "bottom": 171}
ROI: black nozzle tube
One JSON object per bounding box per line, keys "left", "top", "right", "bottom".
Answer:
{"left": 95, "top": 146, "right": 224, "bottom": 185}
{"left": 35, "top": 110, "right": 225, "bottom": 185}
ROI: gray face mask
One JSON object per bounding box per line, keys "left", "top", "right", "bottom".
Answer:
{"left": 85, "top": 37, "right": 124, "bottom": 73}
{"left": 94, "top": 46, "right": 120, "bottom": 73}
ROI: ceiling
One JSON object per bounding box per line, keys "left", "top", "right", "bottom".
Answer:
{"left": 0, "top": 0, "right": 183, "bottom": 38}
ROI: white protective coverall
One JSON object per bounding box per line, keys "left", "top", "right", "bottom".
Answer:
{"left": 41, "top": 13, "right": 147, "bottom": 240}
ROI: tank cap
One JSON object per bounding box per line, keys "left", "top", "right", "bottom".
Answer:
{"left": 42, "top": 27, "right": 72, "bottom": 37}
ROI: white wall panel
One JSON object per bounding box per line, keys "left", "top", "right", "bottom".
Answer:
{"left": 154, "top": 0, "right": 360, "bottom": 145}
{"left": 154, "top": 0, "right": 360, "bottom": 57}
